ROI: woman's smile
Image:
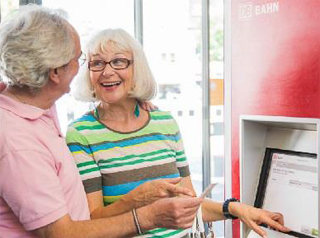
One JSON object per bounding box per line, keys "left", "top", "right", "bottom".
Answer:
{"left": 100, "top": 81, "right": 122, "bottom": 89}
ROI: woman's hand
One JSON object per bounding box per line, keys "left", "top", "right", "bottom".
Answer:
{"left": 139, "top": 101, "right": 158, "bottom": 111}
{"left": 121, "top": 177, "right": 195, "bottom": 209}
{"left": 229, "top": 202, "right": 291, "bottom": 238}
{"left": 145, "top": 196, "right": 204, "bottom": 229}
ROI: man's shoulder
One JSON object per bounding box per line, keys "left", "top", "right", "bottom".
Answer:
{"left": 0, "top": 109, "right": 49, "bottom": 158}
{"left": 0, "top": 108, "right": 28, "bottom": 139}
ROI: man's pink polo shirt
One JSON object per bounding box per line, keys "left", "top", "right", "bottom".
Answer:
{"left": 0, "top": 94, "right": 90, "bottom": 238}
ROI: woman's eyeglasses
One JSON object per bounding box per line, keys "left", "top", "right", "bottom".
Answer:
{"left": 88, "top": 58, "right": 133, "bottom": 72}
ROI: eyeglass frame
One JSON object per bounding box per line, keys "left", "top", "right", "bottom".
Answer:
{"left": 88, "top": 58, "right": 133, "bottom": 72}
{"left": 57, "top": 51, "right": 86, "bottom": 70}
{"left": 78, "top": 51, "right": 87, "bottom": 66}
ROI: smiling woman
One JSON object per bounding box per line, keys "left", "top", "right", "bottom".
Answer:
{"left": 88, "top": 49, "right": 135, "bottom": 106}
{"left": 73, "top": 29, "right": 156, "bottom": 104}
{"left": 66, "top": 28, "right": 194, "bottom": 238}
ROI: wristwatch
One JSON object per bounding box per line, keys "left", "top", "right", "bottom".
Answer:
{"left": 223, "top": 198, "right": 240, "bottom": 219}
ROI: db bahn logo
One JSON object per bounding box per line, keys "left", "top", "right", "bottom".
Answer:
{"left": 238, "top": 3, "right": 253, "bottom": 21}
{"left": 238, "top": 1, "right": 279, "bottom": 21}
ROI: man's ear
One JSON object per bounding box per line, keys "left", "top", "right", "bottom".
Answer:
{"left": 0, "top": 82, "right": 6, "bottom": 92}
{"left": 49, "top": 68, "right": 60, "bottom": 84}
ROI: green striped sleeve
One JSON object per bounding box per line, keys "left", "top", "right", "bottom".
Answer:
{"left": 66, "top": 125, "right": 102, "bottom": 194}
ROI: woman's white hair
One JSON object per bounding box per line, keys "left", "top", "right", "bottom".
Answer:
{"left": 0, "top": 5, "right": 76, "bottom": 91}
{"left": 73, "top": 28, "right": 157, "bottom": 102}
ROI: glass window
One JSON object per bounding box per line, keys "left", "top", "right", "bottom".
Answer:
{"left": 0, "top": 0, "right": 19, "bottom": 81}
{"left": 0, "top": 0, "right": 19, "bottom": 22}
{"left": 144, "top": 0, "right": 203, "bottom": 196}
{"left": 42, "top": 0, "right": 134, "bottom": 38}
{"left": 42, "top": 0, "right": 134, "bottom": 134}
{"left": 209, "top": 0, "right": 224, "bottom": 237}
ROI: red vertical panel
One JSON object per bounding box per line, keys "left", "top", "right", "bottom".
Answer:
{"left": 231, "top": 1, "right": 320, "bottom": 237}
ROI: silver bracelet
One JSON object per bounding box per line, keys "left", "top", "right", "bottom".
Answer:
{"left": 132, "top": 209, "right": 143, "bottom": 235}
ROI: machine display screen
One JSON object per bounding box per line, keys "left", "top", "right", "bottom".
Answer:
{"left": 255, "top": 148, "right": 318, "bottom": 238}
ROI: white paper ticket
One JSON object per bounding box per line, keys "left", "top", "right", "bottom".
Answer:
{"left": 199, "top": 183, "right": 218, "bottom": 198}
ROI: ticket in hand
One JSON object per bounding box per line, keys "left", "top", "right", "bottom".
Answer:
{"left": 199, "top": 183, "right": 218, "bottom": 198}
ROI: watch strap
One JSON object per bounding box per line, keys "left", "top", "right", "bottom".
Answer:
{"left": 223, "top": 198, "right": 240, "bottom": 219}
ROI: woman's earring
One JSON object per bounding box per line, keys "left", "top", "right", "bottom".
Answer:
{"left": 92, "top": 86, "right": 96, "bottom": 99}
{"left": 134, "top": 103, "right": 140, "bottom": 118}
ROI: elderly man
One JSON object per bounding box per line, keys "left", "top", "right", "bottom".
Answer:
{"left": 0, "top": 5, "right": 203, "bottom": 238}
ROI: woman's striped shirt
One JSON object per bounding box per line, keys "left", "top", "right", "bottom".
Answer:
{"left": 66, "top": 110, "right": 190, "bottom": 238}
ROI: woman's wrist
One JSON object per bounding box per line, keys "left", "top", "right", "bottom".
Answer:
{"left": 223, "top": 198, "right": 240, "bottom": 219}
{"left": 132, "top": 208, "right": 143, "bottom": 234}
{"left": 135, "top": 205, "right": 157, "bottom": 232}
{"left": 119, "top": 193, "right": 137, "bottom": 210}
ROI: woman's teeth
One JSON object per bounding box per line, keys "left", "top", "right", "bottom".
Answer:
{"left": 101, "top": 81, "right": 122, "bottom": 87}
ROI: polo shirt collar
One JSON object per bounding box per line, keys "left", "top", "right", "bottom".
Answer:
{"left": 0, "top": 93, "right": 49, "bottom": 120}
{"left": 0, "top": 94, "right": 63, "bottom": 136}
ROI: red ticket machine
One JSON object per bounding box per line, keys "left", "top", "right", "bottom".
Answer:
{"left": 228, "top": 0, "right": 320, "bottom": 237}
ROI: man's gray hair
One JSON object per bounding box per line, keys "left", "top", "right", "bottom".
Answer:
{"left": 73, "top": 28, "right": 157, "bottom": 102}
{"left": 0, "top": 5, "right": 76, "bottom": 90}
